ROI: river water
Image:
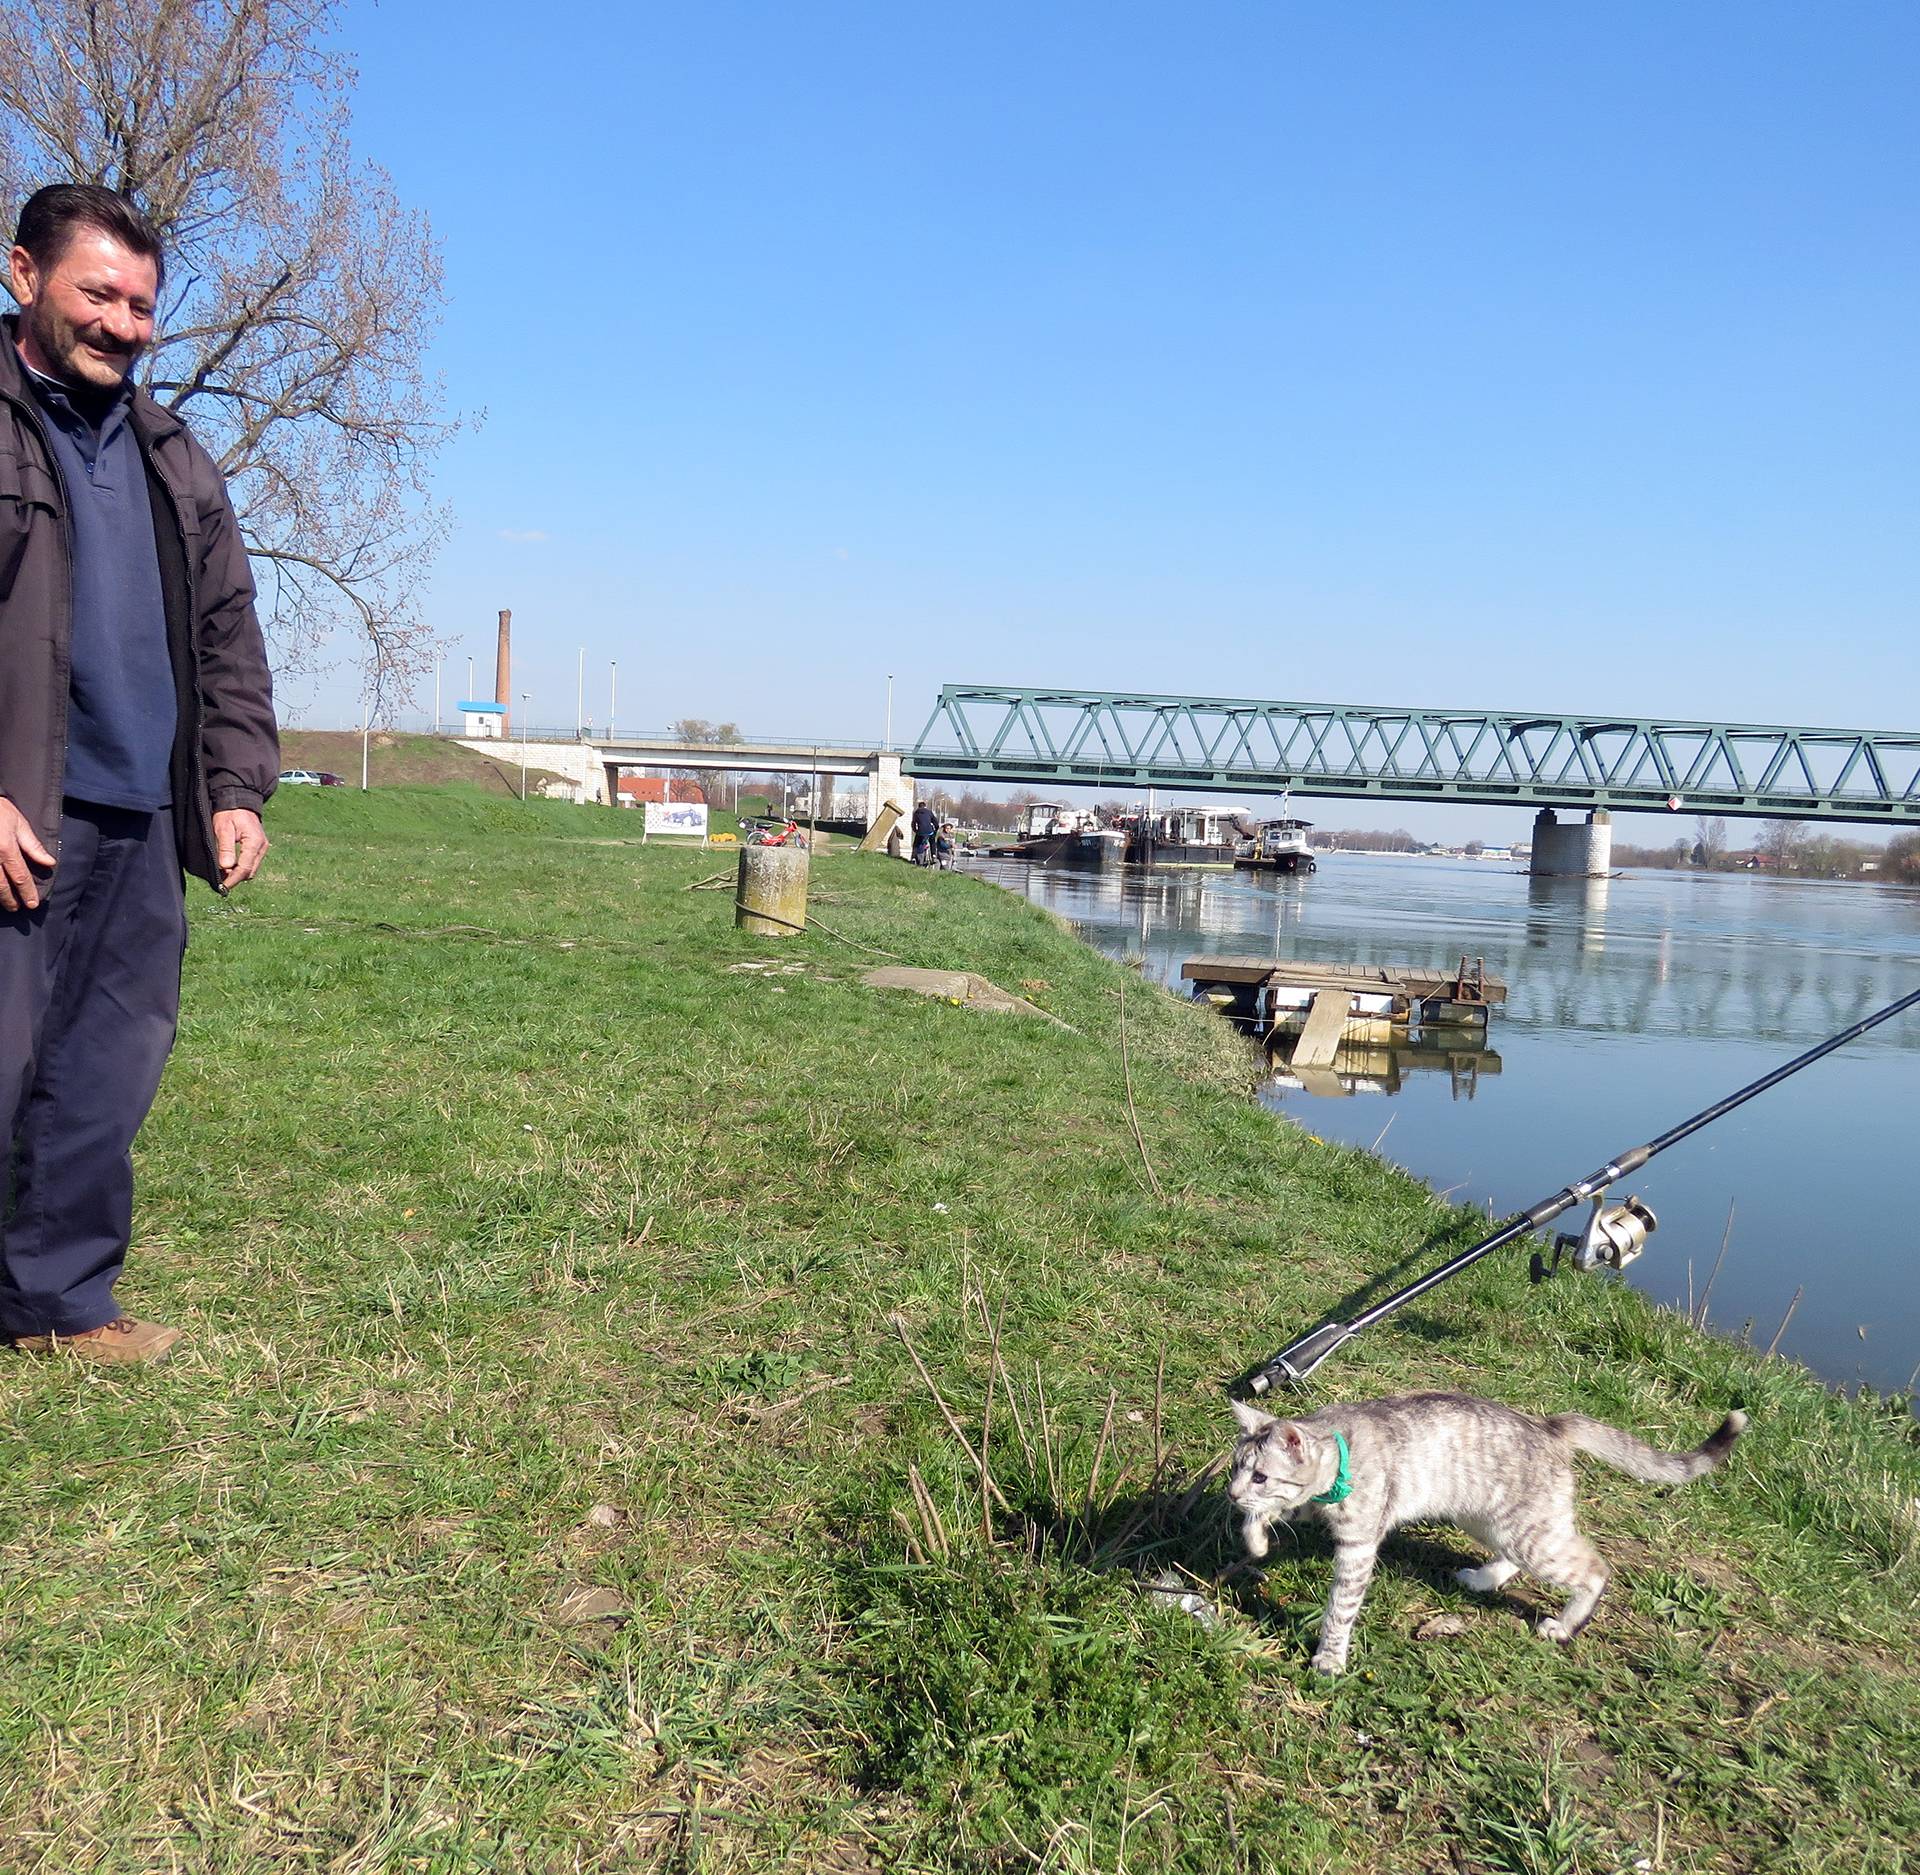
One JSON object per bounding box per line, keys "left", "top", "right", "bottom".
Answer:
{"left": 973, "top": 853, "right": 1920, "bottom": 1399}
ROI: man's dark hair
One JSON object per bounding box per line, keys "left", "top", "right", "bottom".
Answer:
{"left": 13, "top": 184, "right": 165, "bottom": 287}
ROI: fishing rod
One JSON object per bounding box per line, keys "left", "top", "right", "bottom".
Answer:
{"left": 1243, "top": 984, "right": 1920, "bottom": 1394}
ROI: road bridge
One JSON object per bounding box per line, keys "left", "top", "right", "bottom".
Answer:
{"left": 905, "top": 686, "right": 1920, "bottom": 829}
{"left": 587, "top": 735, "right": 913, "bottom": 840}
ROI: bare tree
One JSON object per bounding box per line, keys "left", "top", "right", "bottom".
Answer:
{"left": 665, "top": 717, "right": 741, "bottom": 800}
{"left": 0, "top": 0, "right": 456, "bottom": 712}
{"left": 1884, "top": 832, "right": 1920, "bottom": 885}
{"left": 1759, "top": 819, "right": 1808, "bottom": 872}
{"left": 1693, "top": 815, "right": 1729, "bottom": 869}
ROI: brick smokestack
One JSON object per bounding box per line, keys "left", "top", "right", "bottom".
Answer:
{"left": 495, "top": 609, "right": 511, "bottom": 732}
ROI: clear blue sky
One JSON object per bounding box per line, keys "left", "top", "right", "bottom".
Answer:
{"left": 289, "top": 1, "right": 1917, "bottom": 840}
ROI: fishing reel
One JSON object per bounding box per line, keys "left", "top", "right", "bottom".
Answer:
{"left": 1530, "top": 1194, "right": 1657, "bottom": 1283}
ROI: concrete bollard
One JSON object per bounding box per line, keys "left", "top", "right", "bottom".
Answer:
{"left": 736, "top": 845, "right": 810, "bottom": 937}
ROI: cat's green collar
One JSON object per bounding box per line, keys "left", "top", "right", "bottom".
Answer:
{"left": 1310, "top": 1430, "right": 1353, "bottom": 1505}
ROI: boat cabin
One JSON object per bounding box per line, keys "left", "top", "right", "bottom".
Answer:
{"left": 1016, "top": 801, "right": 1093, "bottom": 838}
{"left": 1242, "top": 814, "right": 1314, "bottom": 859}
{"left": 1154, "top": 805, "right": 1241, "bottom": 847}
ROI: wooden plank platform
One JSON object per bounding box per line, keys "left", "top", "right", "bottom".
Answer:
{"left": 1180, "top": 953, "right": 1508, "bottom": 1005}
{"left": 1290, "top": 989, "right": 1353, "bottom": 1069}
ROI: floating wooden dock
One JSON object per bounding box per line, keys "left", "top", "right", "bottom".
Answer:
{"left": 1182, "top": 954, "right": 1508, "bottom": 1058}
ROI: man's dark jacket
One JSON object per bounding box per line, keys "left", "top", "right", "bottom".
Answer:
{"left": 0, "top": 316, "right": 278, "bottom": 891}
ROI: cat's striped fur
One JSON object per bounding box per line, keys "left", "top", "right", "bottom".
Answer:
{"left": 1227, "top": 1392, "right": 1746, "bottom": 1675}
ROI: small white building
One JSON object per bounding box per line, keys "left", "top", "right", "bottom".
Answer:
{"left": 458, "top": 700, "right": 507, "bottom": 739}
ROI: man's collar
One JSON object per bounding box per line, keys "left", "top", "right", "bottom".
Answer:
{"left": 18, "top": 351, "right": 133, "bottom": 424}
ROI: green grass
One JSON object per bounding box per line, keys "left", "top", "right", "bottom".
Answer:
{"left": 2, "top": 785, "right": 1915, "bottom": 1873}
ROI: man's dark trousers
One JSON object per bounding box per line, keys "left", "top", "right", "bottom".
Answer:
{"left": 0, "top": 802, "right": 187, "bottom": 1338}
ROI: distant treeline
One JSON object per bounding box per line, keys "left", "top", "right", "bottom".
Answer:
{"left": 1618, "top": 821, "right": 1920, "bottom": 883}
{"left": 1312, "top": 828, "right": 1420, "bottom": 852}
{"left": 916, "top": 787, "right": 1033, "bottom": 831}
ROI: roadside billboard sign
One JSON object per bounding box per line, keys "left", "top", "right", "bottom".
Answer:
{"left": 645, "top": 801, "right": 709, "bottom": 838}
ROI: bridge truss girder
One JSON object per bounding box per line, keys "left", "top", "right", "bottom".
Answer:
{"left": 906, "top": 686, "right": 1920, "bottom": 826}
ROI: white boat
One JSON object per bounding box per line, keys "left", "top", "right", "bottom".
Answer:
{"left": 1234, "top": 805, "right": 1317, "bottom": 874}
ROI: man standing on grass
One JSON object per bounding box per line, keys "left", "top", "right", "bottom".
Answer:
{"left": 0, "top": 184, "right": 278, "bottom": 1364}
{"left": 910, "top": 798, "right": 938, "bottom": 866}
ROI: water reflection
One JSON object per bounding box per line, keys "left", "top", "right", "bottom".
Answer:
{"left": 1264, "top": 1030, "right": 1503, "bottom": 1101}
{"left": 980, "top": 854, "right": 1920, "bottom": 1048}
{"left": 1524, "top": 873, "right": 1611, "bottom": 957}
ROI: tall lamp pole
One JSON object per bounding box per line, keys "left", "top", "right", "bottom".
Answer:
{"left": 433, "top": 658, "right": 442, "bottom": 735}
{"left": 576, "top": 646, "right": 585, "bottom": 739}
{"left": 466, "top": 655, "right": 474, "bottom": 703}
{"left": 885, "top": 673, "right": 894, "bottom": 751}
{"left": 520, "top": 692, "right": 531, "bottom": 801}
{"left": 360, "top": 696, "right": 370, "bottom": 791}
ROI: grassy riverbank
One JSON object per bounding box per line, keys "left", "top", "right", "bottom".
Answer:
{"left": 4, "top": 788, "right": 1916, "bottom": 1873}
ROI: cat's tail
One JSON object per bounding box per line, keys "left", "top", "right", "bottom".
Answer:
{"left": 1549, "top": 1409, "right": 1748, "bottom": 1484}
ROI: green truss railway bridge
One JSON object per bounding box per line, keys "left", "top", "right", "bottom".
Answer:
{"left": 904, "top": 685, "right": 1920, "bottom": 876}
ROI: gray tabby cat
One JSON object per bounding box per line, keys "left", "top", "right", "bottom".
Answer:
{"left": 1227, "top": 1392, "right": 1746, "bottom": 1675}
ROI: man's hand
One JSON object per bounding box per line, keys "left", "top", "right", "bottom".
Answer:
{"left": 213, "top": 808, "right": 268, "bottom": 891}
{"left": 0, "top": 798, "right": 54, "bottom": 913}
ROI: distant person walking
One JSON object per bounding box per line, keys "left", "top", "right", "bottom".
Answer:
{"left": 910, "top": 800, "right": 938, "bottom": 866}
{"left": 1, "top": 185, "right": 279, "bottom": 1364}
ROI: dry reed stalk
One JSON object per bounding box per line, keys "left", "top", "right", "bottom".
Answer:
{"left": 889, "top": 1313, "right": 1010, "bottom": 1511}
{"left": 890, "top": 1506, "right": 927, "bottom": 1565}
{"left": 979, "top": 1295, "right": 1037, "bottom": 1470}
{"left": 1095, "top": 1491, "right": 1167, "bottom": 1567}
{"left": 1083, "top": 1389, "right": 1118, "bottom": 1529}
{"left": 1695, "top": 1200, "right": 1736, "bottom": 1328}
{"left": 1152, "top": 1347, "right": 1166, "bottom": 1486}
{"left": 1174, "top": 1453, "right": 1228, "bottom": 1521}
{"left": 1117, "top": 982, "right": 1166, "bottom": 1201}
{"left": 906, "top": 1463, "right": 950, "bottom": 1557}
{"left": 738, "top": 1373, "right": 851, "bottom": 1423}
{"left": 978, "top": 1336, "right": 997, "bottom": 1545}
{"left": 1765, "top": 1286, "right": 1804, "bottom": 1357}
{"left": 1036, "top": 1362, "right": 1060, "bottom": 1506}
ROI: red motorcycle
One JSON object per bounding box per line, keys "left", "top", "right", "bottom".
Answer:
{"left": 742, "top": 817, "right": 808, "bottom": 848}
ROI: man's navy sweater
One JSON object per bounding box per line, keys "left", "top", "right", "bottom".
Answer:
{"left": 24, "top": 365, "right": 175, "bottom": 812}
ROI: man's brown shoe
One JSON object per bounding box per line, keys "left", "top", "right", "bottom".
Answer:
{"left": 11, "top": 1317, "right": 181, "bottom": 1364}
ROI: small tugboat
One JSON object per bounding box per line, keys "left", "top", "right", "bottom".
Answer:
{"left": 1125, "top": 804, "right": 1252, "bottom": 867}
{"left": 1002, "top": 801, "right": 1127, "bottom": 868}
{"left": 1233, "top": 804, "right": 1317, "bottom": 874}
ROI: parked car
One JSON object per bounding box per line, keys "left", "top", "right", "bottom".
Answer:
{"left": 316, "top": 772, "right": 346, "bottom": 786}
{"left": 277, "top": 768, "right": 322, "bottom": 785}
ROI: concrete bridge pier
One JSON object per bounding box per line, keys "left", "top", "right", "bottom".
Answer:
{"left": 1529, "top": 807, "right": 1612, "bottom": 878}
{"left": 869, "top": 752, "right": 914, "bottom": 857}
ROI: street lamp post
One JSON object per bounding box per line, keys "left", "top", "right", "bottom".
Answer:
{"left": 433, "top": 658, "right": 442, "bottom": 735}
{"left": 576, "top": 646, "right": 584, "bottom": 739}
{"left": 885, "top": 673, "right": 894, "bottom": 751}
{"left": 466, "top": 655, "right": 474, "bottom": 704}
{"left": 360, "top": 697, "right": 370, "bottom": 790}
{"left": 520, "top": 692, "right": 531, "bottom": 801}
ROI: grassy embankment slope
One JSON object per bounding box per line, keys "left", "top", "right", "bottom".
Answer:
{"left": 3, "top": 787, "right": 1916, "bottom": 1873}
{"left": 278, "top": 729, "right": 577, "bottom": 797}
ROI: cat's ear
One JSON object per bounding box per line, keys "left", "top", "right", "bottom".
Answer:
{"left": 1276, "top": 1422, "right": 1307, "bottom": 1454}
{"left": 1231, "top": 1398, "right": 1276, "bottom": 1435}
